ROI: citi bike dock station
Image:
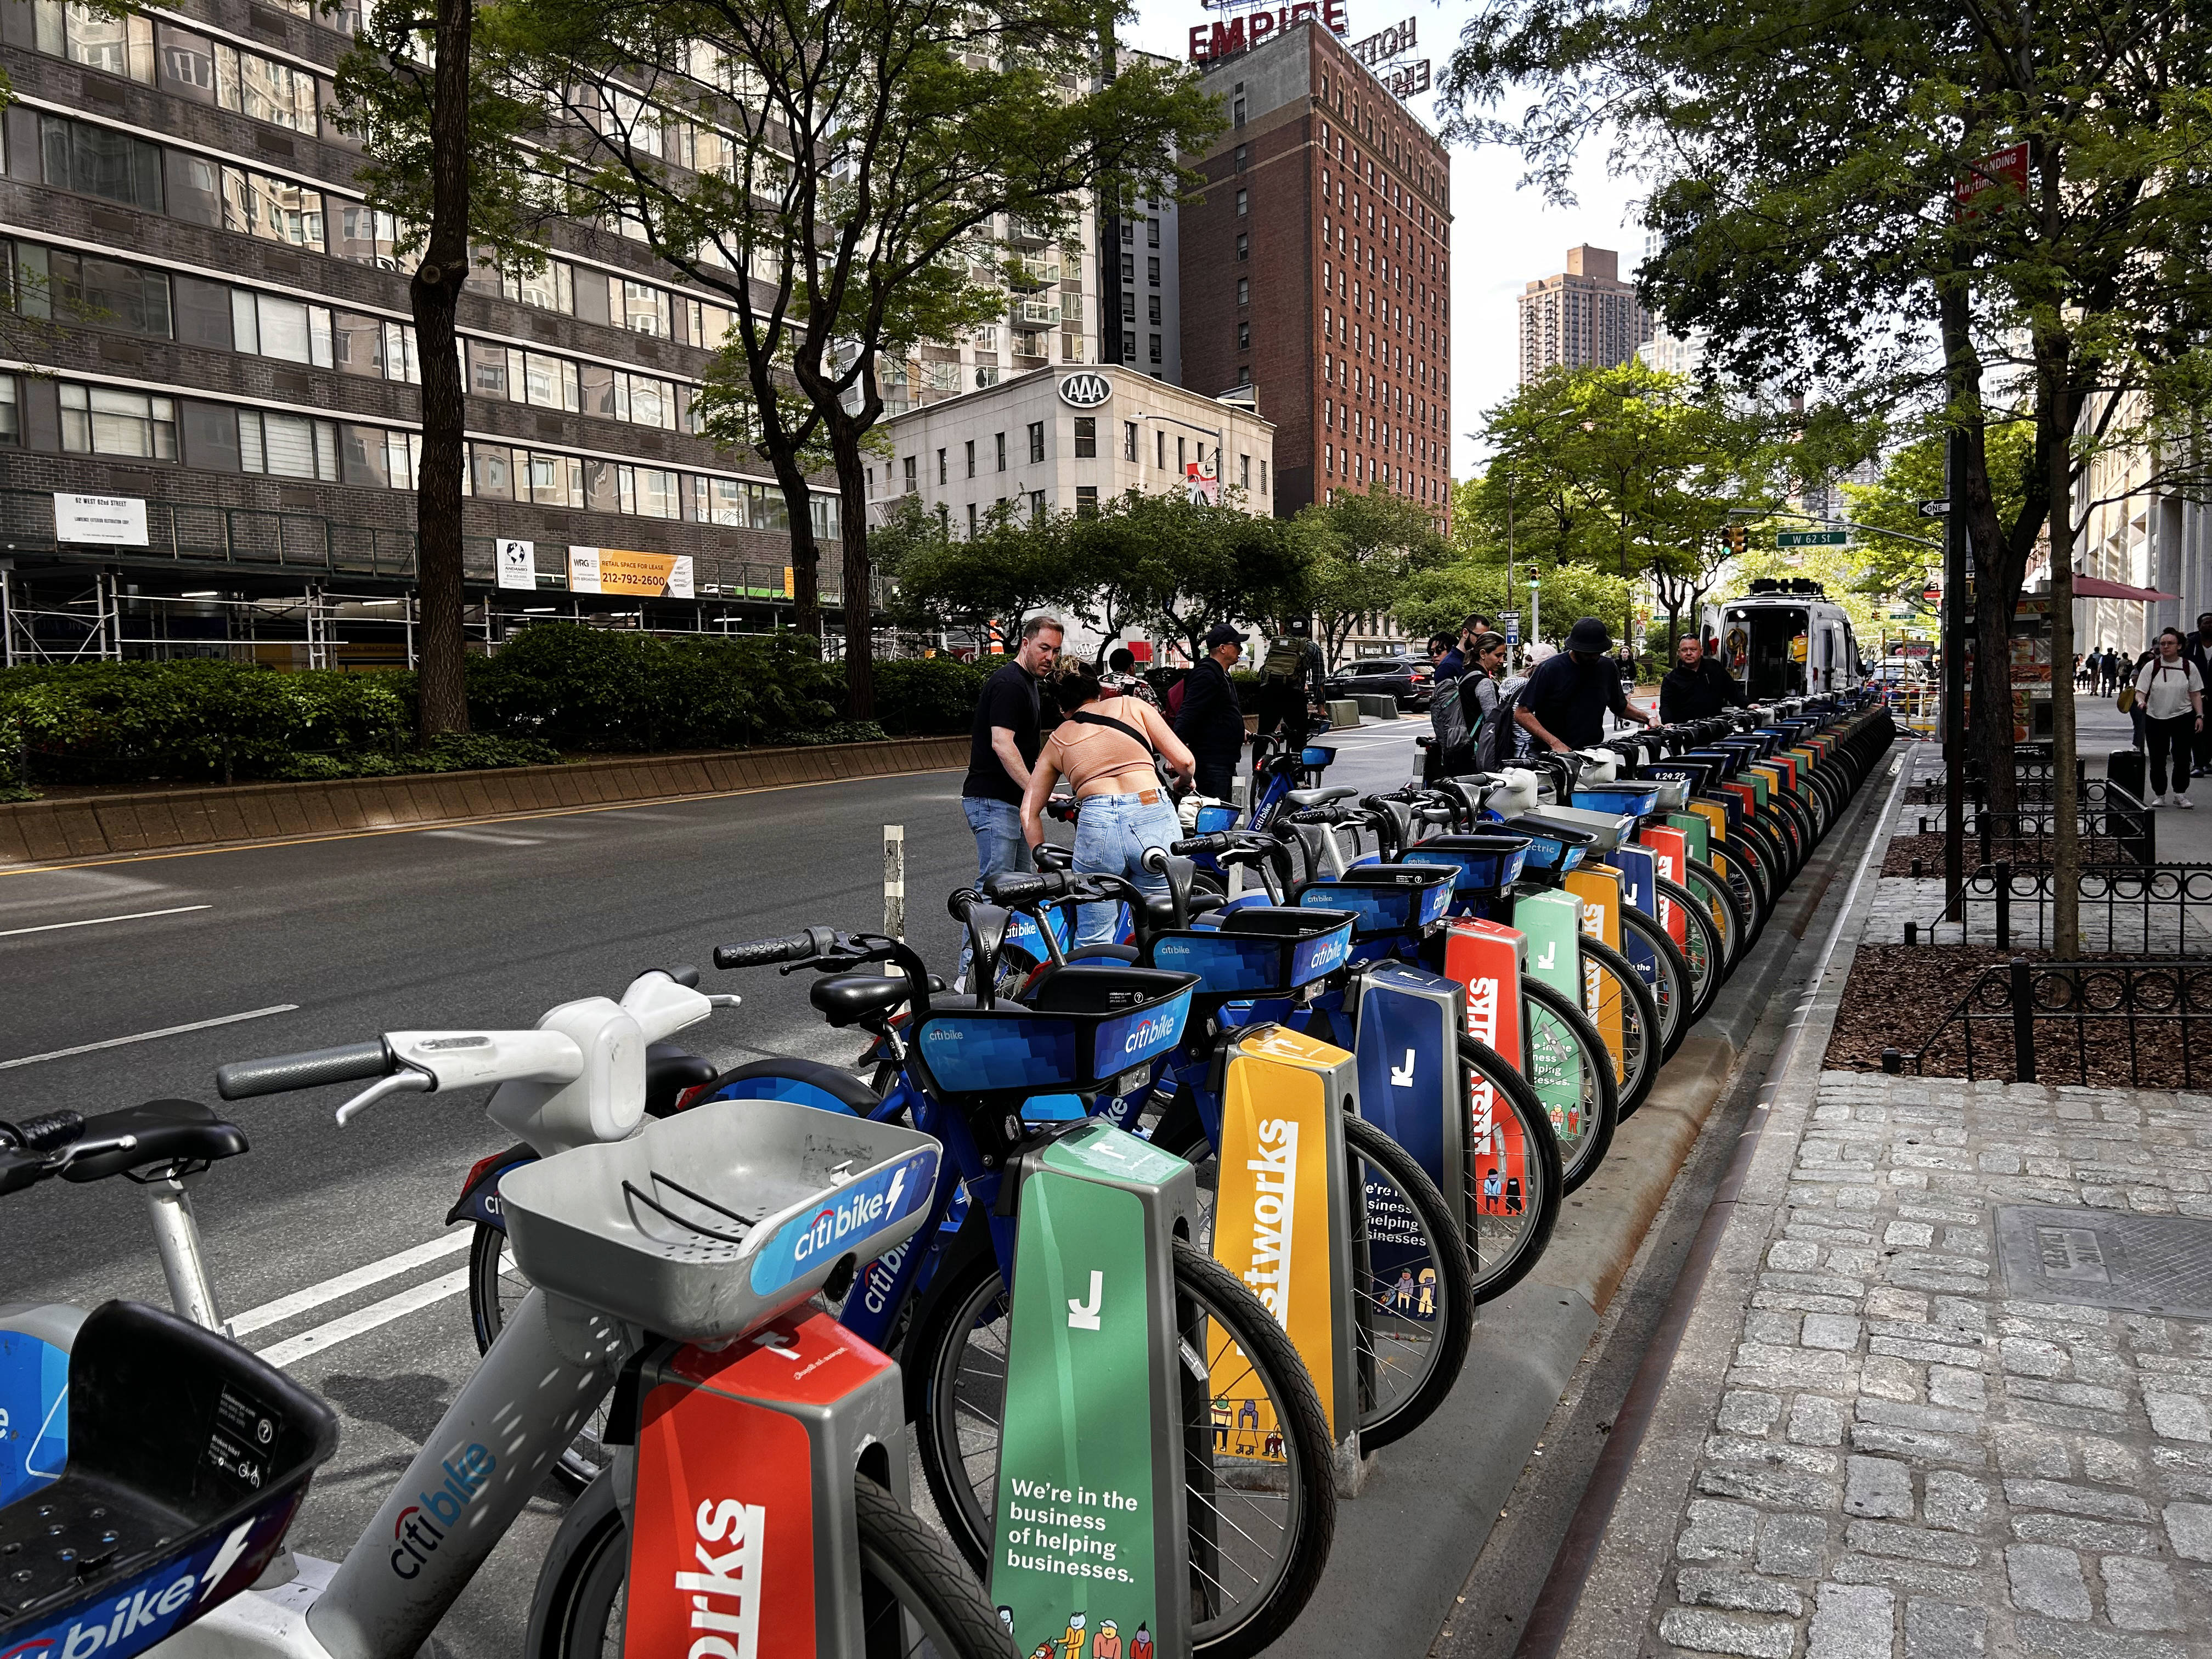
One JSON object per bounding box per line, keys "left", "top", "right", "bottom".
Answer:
{"left": 0, "top": 691, "right": 1899, "bottom": 1659}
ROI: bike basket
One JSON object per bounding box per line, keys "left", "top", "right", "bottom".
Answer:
{"left": 1571, "top": 785, "right": 1663, "bottom": 817}
{"left": 1296, "top": 865, "right": 1457, "bottom": 939}
{"left": 907, "top": 966, "right": 1200, "bottom": 1099}
{"left": 1144, "top": 907, "right": 1356, "bottom": 996}
{"left": 1193, "top": 803, "right": 1240, "bottom": 834}
{"left": 1498, "top": 815, "right": 1597, "bottom": 873}
{"left": 499, "top": 1103, "right": 943, "bottom": 1341}
{"left": 1400, "top": 833, "right": 1533, "bottom": 895}
{"left": 1520, "top": 803, "right": 1634, "bottom": 851}
{"left": 0, "top": 1301, "right": 337, "bottom": 1659}
{"left": 1301, "top": 745, "right": 1337, "bottom": 769}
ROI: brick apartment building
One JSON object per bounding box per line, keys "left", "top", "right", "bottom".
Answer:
{"left": 1179, "top": 18, "right": 1451, "bottom": 526}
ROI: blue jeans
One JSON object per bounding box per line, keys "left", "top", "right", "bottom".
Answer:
{"left": 961, "top": 795, "right": 1032, "bottom": 980}
{"left": 1071, "top": 791, "right": 1183, "bottom": 945}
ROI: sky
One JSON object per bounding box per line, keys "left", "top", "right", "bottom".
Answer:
{"left": 1119, "top": 0, "right": 1644, "bottom": 479}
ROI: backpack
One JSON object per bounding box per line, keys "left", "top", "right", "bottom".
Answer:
{"left": 1478, "top": 679, "right": 1521, "bottom": 770}
{"left": 1429, "top": 673, "right": 1470, "bottom": 762}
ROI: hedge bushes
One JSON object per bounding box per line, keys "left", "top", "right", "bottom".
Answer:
{"left": 0, "top": 624, "right": 991, "bottom": 789}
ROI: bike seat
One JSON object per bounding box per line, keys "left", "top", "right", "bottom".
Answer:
{"left": 645, "top": 1043, "right": 719, "bottom": 1118}
{"left": 61, "top": 1099, "right": 247, "bottom": 1183}
{"left": 1284, "top": 785, "right": 1358, "bottom": 810}
{"left": 810, "top": 974, "right": 916, "bottom": 1028}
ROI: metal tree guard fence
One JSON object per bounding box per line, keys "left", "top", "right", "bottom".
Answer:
{"left": 1882, "top": 957, "right": 2212, "bottom": 1089}
{"left": 1919, "top": 863, "right": 2212, "bottom": 953}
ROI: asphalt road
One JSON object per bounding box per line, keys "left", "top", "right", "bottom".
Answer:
{"left": 0, "top": 720, "right": 1424, "bottom": 1655}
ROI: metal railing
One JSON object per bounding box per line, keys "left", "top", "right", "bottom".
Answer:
{"left": 1970, "top": 779, "right": 2155, "bottom": 868}
{"left": 1882, "top": 957, "right": 2212, "bottom": 1089}
{"left": 1905, "top": 862, "right": 2212, "bottom": 953}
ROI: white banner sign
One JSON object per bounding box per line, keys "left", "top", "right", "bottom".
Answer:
{"left": 54, "top": 493, "right": 148, "bottom": 546}
{"left": 495, "top": 538, "right": 537, "bottom": 590}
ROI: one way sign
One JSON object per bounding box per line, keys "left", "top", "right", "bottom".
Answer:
{"left": 1918, "top": 499, "right": 1950, "bottom": 517}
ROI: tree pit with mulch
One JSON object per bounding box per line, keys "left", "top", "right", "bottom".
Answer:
{"left": 1827, "top": 941, "right": 2212, "bottom": 1091}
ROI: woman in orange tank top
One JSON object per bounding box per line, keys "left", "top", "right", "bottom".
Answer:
{"left": 1021, "top": 658, "right": 1197, "bottom": 945}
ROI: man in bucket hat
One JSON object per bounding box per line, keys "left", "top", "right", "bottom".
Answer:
{"left": 1513, "top": 616, "right": 1660, "bottom": 754}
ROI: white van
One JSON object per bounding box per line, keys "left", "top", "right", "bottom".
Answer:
{"left": 1701, "top": 579, "right": 1867, "bottom": 700}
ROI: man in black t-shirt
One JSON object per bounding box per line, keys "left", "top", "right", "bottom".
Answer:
{"left": 1659, "top": 631, "right": 1745, "bottom": 723}
{"left": 959, "top": 614, "right": 1062, "bottom": 980}
{"left": 1514, "top": 616, "right": 1659, "bottom": 753}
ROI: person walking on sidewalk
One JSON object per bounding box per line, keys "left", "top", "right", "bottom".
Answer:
{"left": 958, "top": 614, "right": 1062, "bottom": 979}
{"left": 2135, "top": 626, "right": 2204, "bottom": 808}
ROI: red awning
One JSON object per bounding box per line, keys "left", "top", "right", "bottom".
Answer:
{"left": 2073, "top": 574, "right": 2179, "bottom": 601}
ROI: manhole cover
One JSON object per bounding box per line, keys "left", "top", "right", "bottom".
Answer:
{"left": 1996, "top": 1206, "right": 2212, "bottom": 1317}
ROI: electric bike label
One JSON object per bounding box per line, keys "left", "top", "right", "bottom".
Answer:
{"left": 748, "top": 1150, "right": 938, "bottom": 1296}
{"left": 1214, "top": 1028, "right": 1354, "bottom": 1442}
{"left": 991, "top": 1170, "right": 1163, "bottom": 1659}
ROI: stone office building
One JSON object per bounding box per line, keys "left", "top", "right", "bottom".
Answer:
{"left": 0, "top": 0, "right": 840, "bottom": 666}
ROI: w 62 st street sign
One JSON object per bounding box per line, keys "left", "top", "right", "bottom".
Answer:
{"left": 1775, "top": 531, "right": 1849, "bottom": 548}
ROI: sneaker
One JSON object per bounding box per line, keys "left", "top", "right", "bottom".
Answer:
{"left": 2153, "top": 794, "right": 2170, "bottom": 807}
{"left": 2181, "top": 795, "right": 2196, "bottom": 810}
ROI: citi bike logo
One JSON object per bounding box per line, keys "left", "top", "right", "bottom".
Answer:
{"left": 389, "top": 1444, "right": 496, "bottom": 1578}
{"left": 678, "top": 1497, "right": 766, "bottom": 1659}
{"left": 793, "top": 1166, "right": 909, "bottom": 1267}
{"left": 1241, "top": 1118, "right": 1299, "bottom": 1318}
{"left": 1122, "top": 1011, "right": 1180, "bottom": 1054}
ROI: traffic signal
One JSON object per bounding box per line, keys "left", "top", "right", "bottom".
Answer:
{"left": 1725, "top": 523, "right": 1748, "bottom": 557}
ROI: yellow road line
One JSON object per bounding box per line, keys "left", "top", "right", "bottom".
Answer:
{"left": 0, "top": 761, "right": 961, "bottom": 878}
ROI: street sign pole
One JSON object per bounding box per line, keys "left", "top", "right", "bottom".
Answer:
{"left": 1943, "top": 428, "right": 1967, "bottom": 918}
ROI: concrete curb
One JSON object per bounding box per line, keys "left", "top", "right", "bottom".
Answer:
{"left": 1552, "top": 748, "right": 1913, "bottom": 1658}
{"left": 1264, "top": 737, "right": 1906, "bottom": 1659}
{"left": 0, "top": 736, "right": 970, "bottom": 867}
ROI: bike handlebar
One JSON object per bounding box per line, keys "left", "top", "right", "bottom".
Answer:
{"left": 713, "top": 927, "right": 843, "bottom": 970}
{"left": 217, "top": 1038, "right": 394, "bottom": 1102}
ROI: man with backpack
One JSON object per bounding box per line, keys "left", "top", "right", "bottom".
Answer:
{"left": 1254, "top": 618, "right": 1328, "bottom": 752}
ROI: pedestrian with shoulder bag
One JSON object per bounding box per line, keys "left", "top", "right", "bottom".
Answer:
{"left": 2135, "top": 627, "right": 2204, "bottom": 808}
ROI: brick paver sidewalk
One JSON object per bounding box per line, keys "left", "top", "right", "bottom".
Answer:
{"left": 1647, "top": 1070, "right": 2212, "bottom": 1657}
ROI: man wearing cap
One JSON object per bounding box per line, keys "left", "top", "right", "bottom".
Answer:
{"left": 1514, "top": 616, "right": 1659, "bottom": 753}
{"left": 1177, "top": 622, "right": 1248, "bottom": 799}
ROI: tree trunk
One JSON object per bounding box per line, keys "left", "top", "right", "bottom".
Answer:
{"left": 2046, "top": 356, "right": 2080, "bottom": 954}
{"left": 766, "top": 454, "right": 821, "bottom": 645}
{"left": 410, "top": 0, "right": 473, "bottom": 741}
{"left": 836, "top": 438, "right": 875, "bottom": 719}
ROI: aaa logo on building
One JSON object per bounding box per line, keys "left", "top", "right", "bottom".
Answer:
{"left": 1058, "top": 373, "right": 1111, "bottom": 408}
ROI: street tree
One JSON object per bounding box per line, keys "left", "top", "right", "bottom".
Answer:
{"left": 1394, "top": 557, "right": 1632, "bottom": 647}
{"left": 1082, "top": 492, "right": 1313, "bottom": 663}
{"left": 502, "top": 0, "right": 1223, "bottom": 716}
{"left": 875, "top": 496, "right": 1090, "bottom": 644}
{"left": 1297, "top": 488, "right": 1450, "bottom": 667}
{"left": 332, "top": 3, "right": 555, "bottom": 737}
{"left": 1440, "top": 0, "right": 2212, "bottom": 945}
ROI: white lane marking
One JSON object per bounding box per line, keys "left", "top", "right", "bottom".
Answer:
{"left": 0, "top": 1004, "right": 300, "bottom": 1070}
{"left": 228, "top": 1232, "right": 473, "bottom": 1337}
{"left": 422, "top": 829, "right": 543, "bottom": 846}
{"left": 256, "top": 1266, "right": 473, "bottom": 1368}
{"left": 0, "top": 904, "right": 212, "bottom": 939}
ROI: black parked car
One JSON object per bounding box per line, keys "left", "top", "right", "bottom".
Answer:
{"left": 1325, "top": 656, "right": 1436, "bottom": 710}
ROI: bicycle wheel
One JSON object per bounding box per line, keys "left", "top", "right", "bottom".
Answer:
{"left": 469, "top": 1222, "right": 605, "bottom": 1488}
{"left": 1654, "top": 875, "right": 1724, "bottom": 1026}
{"left": 910, "top": 1238, "right": 1336, "bottom": 1659}
{"left": 1459, "top": 1033, "right": 1564, "bottom": 1302}
{"left": 1688, "top": 855, "right": 1756, "bottom": 960}
{"left": 1617, "top": 906, "right": 1695, "bottom": 1059}
{"left": 1578, "top": 934, "right": 1662, "bottom": 1119}
{"left": 1521, "top": 978, "right": 1618, "bottom": 1193}
{"left": 525, "top": 1466, "right": 1020, "bottom": 1659}
{"left": 1339, "top": 1114, "right": 1474, "bottom": 1449}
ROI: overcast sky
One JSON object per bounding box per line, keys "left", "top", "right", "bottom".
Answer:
{"left": 1119, "top": 2, "right": 1643, "bottom": 479}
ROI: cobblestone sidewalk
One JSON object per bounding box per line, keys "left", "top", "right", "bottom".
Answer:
{"left": 1646, "top": 1070, "right": 2212, "bottom": 1657}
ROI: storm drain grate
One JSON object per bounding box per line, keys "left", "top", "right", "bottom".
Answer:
{"left": 1995, "top": 1205, "right": 2212, "bottom": 1318}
